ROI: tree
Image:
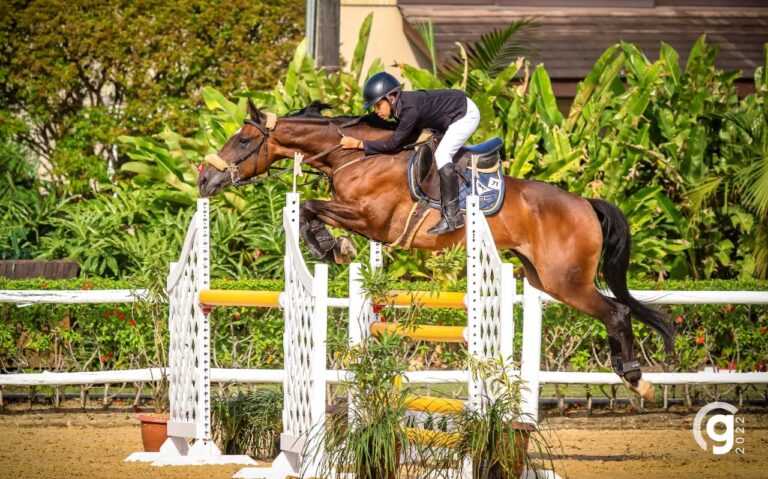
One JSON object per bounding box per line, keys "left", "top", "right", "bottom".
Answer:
{"left": 0, "top": 0, "right": 304, "bottom": 194}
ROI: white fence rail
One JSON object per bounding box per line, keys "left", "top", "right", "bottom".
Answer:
{"left": 2, "top": 294, "right": 768, "bottom": 387}
{"left": 0, "top": 289, "right": 149, "bottom": 304}
{"left": 541, "top": 290, "right": 768, "bottom": 305}
{"left": 2, "top": 289, "right": 767, "bottom": 390}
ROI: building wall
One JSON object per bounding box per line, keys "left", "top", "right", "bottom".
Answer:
{"left": 340, "top": 0, "right": 430, "bottom": 85}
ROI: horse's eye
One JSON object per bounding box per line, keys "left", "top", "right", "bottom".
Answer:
{"left": 239, "top": 137, "right": 250, "bottom": 144}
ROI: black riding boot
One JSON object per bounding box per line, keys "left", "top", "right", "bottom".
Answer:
{"left": 427, "top": 164, "right": 465, "bottom": 235}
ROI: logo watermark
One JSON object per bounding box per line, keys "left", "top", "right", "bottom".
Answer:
{"left": 693, "top": 401, "right": 745, "bottom": 455}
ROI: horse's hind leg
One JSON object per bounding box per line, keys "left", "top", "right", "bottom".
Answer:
{"left": 517, "top": 251, "right": 647, "bottom": 395}
{"left": 546, "top": 282, "right": 654, "bottom": 401}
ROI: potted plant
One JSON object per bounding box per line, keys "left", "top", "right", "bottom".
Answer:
{"left": 452, "top": 357, "right": 554, "bottom": 479}
{"left": 309, "top": 265, "right": 421, "bottom": 479}
{"left": 315, "top": 331, "right": 414, "bottom": 479}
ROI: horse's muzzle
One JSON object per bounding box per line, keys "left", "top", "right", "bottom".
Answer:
{"left": 205, "top": 153, "right": 228, "bottom": 172}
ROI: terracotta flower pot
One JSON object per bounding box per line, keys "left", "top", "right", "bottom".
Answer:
{"left": 137, "top": 413, "right": 169, "bottom": 452}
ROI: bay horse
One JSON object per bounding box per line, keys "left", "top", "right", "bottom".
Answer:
{"left": 198, "top": 100, "right": 675, "bottom": 401}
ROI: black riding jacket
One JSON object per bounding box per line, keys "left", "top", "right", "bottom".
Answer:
{"left": 363, "top": 89, "right": 468, "bottom": 156}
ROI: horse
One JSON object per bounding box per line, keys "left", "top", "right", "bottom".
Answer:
{"left": 198, "top": 99, "right": 675, "bottom": 401}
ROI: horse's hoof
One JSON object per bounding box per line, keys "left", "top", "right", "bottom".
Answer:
{"left": 338, "top": 236, "right": 357, "bottom": 256}
{"left": 332, "top": 236, "right": 357, "bottom": 264}
{"left": 622, "top": 378, "right": 655, "bottom": 403}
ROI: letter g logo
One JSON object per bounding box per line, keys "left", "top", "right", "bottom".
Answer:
{"left": 693, "top": 401, "right": 738, "bottom": 455}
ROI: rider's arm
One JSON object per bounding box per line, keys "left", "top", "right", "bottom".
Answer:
{"left": 363, "top": 104, "right": 418, "bottom": 155}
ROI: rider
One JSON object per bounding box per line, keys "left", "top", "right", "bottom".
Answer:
{"left": 340, "top": 71, "right": 481, "bottom": 235}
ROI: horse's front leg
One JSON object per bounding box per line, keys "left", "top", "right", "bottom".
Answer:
{"left": 299, "top": 201, "right": 337, "bottom": 260}
{"left": 300, "top": 199, "right": 365, "bottom": 263}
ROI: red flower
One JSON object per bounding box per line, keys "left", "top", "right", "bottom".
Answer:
{"left": 696, "top": 335, "right": 706, "bottom": 345}
{"left": 82, "top": 281, "right": 93, "bottom": 290}
{"left": 105, "top": 311, "right": 111, "bottom": 318}
{"left": 107, "top": 353, "right": 113, "bottom": 359}
{"left": 761, "top": 327, "right": 767, "bottom": 335}
{"left": 118, "top": 313, "right": 125, "bottom": 320}
{"left": 234, "top": 313, "right": 241, "bottom": 320}
{"left": 727, "top": 362, "right": 737, "bottom": 370}
{"left": 41, "top": 281, "right": 47, "bottom": 289}
{"left": 129, "top": 319, "right": 137, "bottom": 326}
{"left": 114, "top": 308, "right": 119, "bottom": 314}
{"left": 100, "top": 356, "right": 106, "bottom": 363}
{"left": 676, "top": 315, "right": 683, "bottom": 325}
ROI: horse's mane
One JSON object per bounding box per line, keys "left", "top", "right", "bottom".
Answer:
{"left": 285, "top": 100, "right": 396, "bottom": 131}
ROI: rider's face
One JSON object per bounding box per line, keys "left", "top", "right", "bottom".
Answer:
{"left": 374, "top": 97, "right": 392, "bottom": 119}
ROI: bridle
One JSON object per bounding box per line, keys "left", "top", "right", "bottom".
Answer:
{"left": 205, "top": 112, "right": 365, "bottom": 188}
{"left": 219, "top": 113, "right": 279, "bottom": 187}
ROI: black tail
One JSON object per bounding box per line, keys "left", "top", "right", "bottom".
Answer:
{"left": 587, "top": 198, "right": 676, "bottom": 354}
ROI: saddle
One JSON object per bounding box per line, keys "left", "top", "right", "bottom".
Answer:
{"left": 413, "top": 136, "right": 504, "bottom": 202}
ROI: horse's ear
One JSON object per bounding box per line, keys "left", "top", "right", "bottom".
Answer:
{"left": 247, "top": 99, "right": 265, "bottom": 123}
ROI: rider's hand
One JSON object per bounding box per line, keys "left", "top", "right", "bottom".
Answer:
{"left": 340, "top": 136, "right": 363, "bottom": 149}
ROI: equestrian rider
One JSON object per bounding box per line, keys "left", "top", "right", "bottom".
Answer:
{"left": 339, "top": 72, "right": 481, "bottom": 235}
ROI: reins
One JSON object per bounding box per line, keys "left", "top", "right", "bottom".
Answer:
{"left": 208, "top": 115, "right": 368, "bottom": 188}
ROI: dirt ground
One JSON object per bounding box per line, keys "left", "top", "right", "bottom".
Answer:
{"left": 0, "top": 407, "right": 766, "bottom": 479}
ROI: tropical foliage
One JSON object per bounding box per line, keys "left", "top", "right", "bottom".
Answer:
{"left": 3, "top": 8, "right": 766, "bottom": 281}
{"left": 0, "top": 0, "right": 304, "bottom": 195}
{"left": 116, "top": 17, "right": 768, "bottom": 281}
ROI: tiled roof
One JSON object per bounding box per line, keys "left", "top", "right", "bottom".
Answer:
{"left": 400, "top": 6, "right": 768, "bottom": 82}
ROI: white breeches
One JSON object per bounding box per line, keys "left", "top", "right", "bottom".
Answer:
{"left": 434, "top": 97, "right": 481, "bottom": 169}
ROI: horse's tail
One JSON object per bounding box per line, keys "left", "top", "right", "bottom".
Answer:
{"left": 587, "top": 198, "right": 676, "bottom": 354}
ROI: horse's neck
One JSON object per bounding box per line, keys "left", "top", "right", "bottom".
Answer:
{"left": 271, "top": 121, "right": 335, "bottom": 172}
{"left": 274, "top": 119, "right": 396, "bottom": 172}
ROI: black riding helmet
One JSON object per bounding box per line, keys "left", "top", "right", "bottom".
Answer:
{"left": 362, "top": 71, "right": 402, "bottom": 110}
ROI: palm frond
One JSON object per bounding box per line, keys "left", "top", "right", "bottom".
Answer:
{"left": 415, "top": 20, "right": 438, "bottom": 77}
{"left": 737, "top": 154, "right": 768, "bottom": 217}
{"left": 442, "top": 19, "right": 536, "bottom": 85}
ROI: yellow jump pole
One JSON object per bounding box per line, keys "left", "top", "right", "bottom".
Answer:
{"left": 198, "top": 289, "right": 281, "bottom": 308}
{"left": 405, "top": 395, "right": 465, "bottom": 415}
{"left": 369, "top": 321, "right": 467, "bottom": 343}
{"left": 384, "top": 291, "right": 466, "bottom": 309}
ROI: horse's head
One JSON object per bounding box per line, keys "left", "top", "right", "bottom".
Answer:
{"left": 198, "top": 99, "right": 277, "bottom": 197}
